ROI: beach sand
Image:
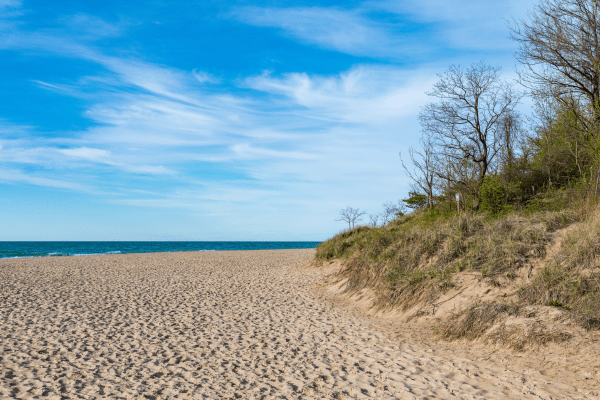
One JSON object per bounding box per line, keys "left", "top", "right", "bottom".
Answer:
{"left": 0, "top": 249, "right": 593, "bottom": 399}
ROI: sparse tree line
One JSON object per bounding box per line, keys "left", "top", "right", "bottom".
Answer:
{"left": 336, "top": 202, "right": 405, "bottom": 229}
{"left": 338, "top": 0, "right": 600, "bottom": 228}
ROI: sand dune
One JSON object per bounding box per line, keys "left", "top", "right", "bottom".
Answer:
{"left": 0, "top": 250, "right": 593, "bottom": 399}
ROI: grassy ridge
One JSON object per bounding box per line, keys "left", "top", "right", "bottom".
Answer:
{"left": 316, "top": 189, "right": 600, "bottom": 318}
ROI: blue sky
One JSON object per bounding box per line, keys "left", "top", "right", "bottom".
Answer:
{"left": 0, "top": 0, "right": 537, "bottom": 241}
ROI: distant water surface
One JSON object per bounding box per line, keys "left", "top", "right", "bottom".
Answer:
{"left": 0, "top": 242, "right": 321, "bottom": 259}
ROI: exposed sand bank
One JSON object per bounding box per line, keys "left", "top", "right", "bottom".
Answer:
{"left": 0, "top": 250, "right": 595, "bottom": 399}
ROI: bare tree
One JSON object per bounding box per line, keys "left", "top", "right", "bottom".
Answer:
{"left": 368, "top": 213, "right": 381, "bottom": 227}
{"left": 381, "top": 201, "right": 405, "bottom": 224}
{"left": 511, "top": 0, "right": 600, "bottom": 128}
{"left": 336, "top": 206, "right": 366, "bottom": 230}
{"left": 400, "top": 136, "right": 438, "bottom": 208}
{"left": 498, "top": 111, "right": 524, "bottom": 172}
{"left": 420, "top": 63, "right": 522, "bottom": 195}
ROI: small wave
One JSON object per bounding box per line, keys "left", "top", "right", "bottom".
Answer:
{"left": 72, "top": 251, "right": 122, "bottom": 256}
{"left": 1, "top": 255, "right": 41, "bottom": 259}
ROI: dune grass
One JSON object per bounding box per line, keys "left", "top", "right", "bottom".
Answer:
{"left": 519, "top": 205, "right": 600, "bottom": 316}
{"left": 317, "top": 190, "right": 585, "bottom": 312}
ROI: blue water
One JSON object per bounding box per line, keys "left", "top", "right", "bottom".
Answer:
{"left": 0, "top": 242, "right": 322, "bottom": 259}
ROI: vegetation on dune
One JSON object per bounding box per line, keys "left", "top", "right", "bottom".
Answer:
{"left": 519, "top": 205, "right": 600, "bottom": 316}
{"left": 318, "top": 190, "right": 584, "bottom": 311}
{"left": 319, "top": 0, "right": 600, "bottom": 339}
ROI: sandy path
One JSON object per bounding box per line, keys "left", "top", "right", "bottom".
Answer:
{"left": 0, "top": 250, "right": 590, "bottom": 399}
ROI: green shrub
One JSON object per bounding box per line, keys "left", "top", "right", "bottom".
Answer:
{"left": 402, "top": 191, "right": 428, "bottom": 210}
{"left": 479, "top": 176, "right": 506, "bottom": 214}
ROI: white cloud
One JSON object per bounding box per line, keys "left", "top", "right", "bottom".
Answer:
{"left": 60, "top": 13, "right": 124, "bottom": 38}
{"left": 246, "top": 65, "right": 434, "bottom": 125}
{"left": 31, "top": 80, "right": 76, "bottom": 94}
{"left": 231, "top": 143, "right": 316, "bottom": 160}
{"left": 59, "top": 147, "right": 110, "bottom": 161}
{"left": 193, "top": 70, "right": 219, "bottom": 84}
{"left": 0, "top": 139, "right": 174, "bottom": 175}
{"left": 1, "top": 46, "right": 432, "bottom": 214}
{"left": 58, "top": 146, "right": 174, "bottom": 175}
{"left": 0, "top": 168, "right": 89, "bottom": 191}
{"left": 368, "top": 0, "right": 539, "bottom": 51}
{"left": 231, "top": 1, "right": 539, "bottom": 59}
{"left": 230, "top": 6, "right": 419, "bottom": 59}
{"left": 373, "top": 0, "right": 534, "bottom": 23}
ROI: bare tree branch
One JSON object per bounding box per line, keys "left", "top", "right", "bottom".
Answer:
{"left": 368, "top": 213, "right": 381, "bottom": 228}
{"left": 381, "top": 201, "right": 405, "bottom": 224}
{"left": 336, "top": 207, "right": 367, "bottom": 230}
{"left": 400, "top": 135, "right": 439, "bottom": 208}
{"left": 420, "top": 63, "right": 522, "bottom": 196}
{"left": 511, "top": 0, "right": 600, "bottom": 127}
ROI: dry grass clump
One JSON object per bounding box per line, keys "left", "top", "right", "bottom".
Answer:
{"left": 439, "top": 303, "right": 573, "bottom": 351}
{"left": 317, "top": 207, "right": 578, "bottom": 310}
{"left": 520, "top": 206, "right": 600, "bottom": 317}
{"left": 438, "top": 303, "right": 518, "bottom": 340}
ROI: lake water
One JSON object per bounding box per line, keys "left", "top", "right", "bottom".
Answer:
{"left": 0, "top": 241, "right": 321, "bottom": 259}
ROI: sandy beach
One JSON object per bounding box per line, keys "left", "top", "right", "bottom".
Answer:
{"left": 0, "top": 249, "right": 594, "bottom": 399}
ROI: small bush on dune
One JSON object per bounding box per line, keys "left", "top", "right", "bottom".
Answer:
{"left": 479, "top": 176, "right": 506, "bottom": 215}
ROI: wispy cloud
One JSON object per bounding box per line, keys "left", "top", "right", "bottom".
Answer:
{"left": 230, "top": 6, "right": 422, "bottom": 60}
{"left": 0, "top": 132, "right": 175, "bottom": 176}
{"left": 59, "top": 147, "right": 110, "bottom": 161}
{"left": 58, "top": 13, "right": 124, "bottom": 39}
{"left": 231, "top": 1, "right": 538, "bottom": 60}
{"left": 0, "top": 19, "right": 432, "bottom": 213}
{"left": 0, "top": 168, "right": 90, "bottom": 191}
{"left": 58, "top": 147, "right": 174, "bottom": 175}
{"left": 231, "top": 143, "right": 315, "bottom": 160}
{"left": 246, "top": 65, "right": 434, "bottom": 125}
{"left": 371, "top": 0, "right": 538, "bottom": 50}
{"left": 193, "top": 70, "right": 220, "bottom": 84}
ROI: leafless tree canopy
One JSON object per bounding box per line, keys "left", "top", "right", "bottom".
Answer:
{"left": 511, "top": 0, "right": 600, "bottom": 126}
{"left": 336, "top": 206, "right": 366, "bottom": 230}
{"left": 401, "top": 136, "right": 438, "bottom": 208}
{"left": 381, "top": 201, "right": 404, "bottom": 224}
{"left": 368, "top": 213, "right": 381, "bottom": 227}
{"left": 420, "top": 63, "right": 522, "bottom": 194}
{"left": 498, "top": 111, "right": 523, "bottom": 170}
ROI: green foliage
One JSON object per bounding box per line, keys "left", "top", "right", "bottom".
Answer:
{"left": 402, "top": 191, "right": 428, "bottom": 210}
{"left": 479, "top": 176, "right": 506, "bottom": 214}
{"left": 525, "top": 187, "right": 572, "bottom": 213}
{"left": 528, "top": 102, "right": 598, "bottom": 192}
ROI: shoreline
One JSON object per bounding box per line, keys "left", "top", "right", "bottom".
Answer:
{"left": 0, "top": 244, "right": 321, "bottom": 260}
